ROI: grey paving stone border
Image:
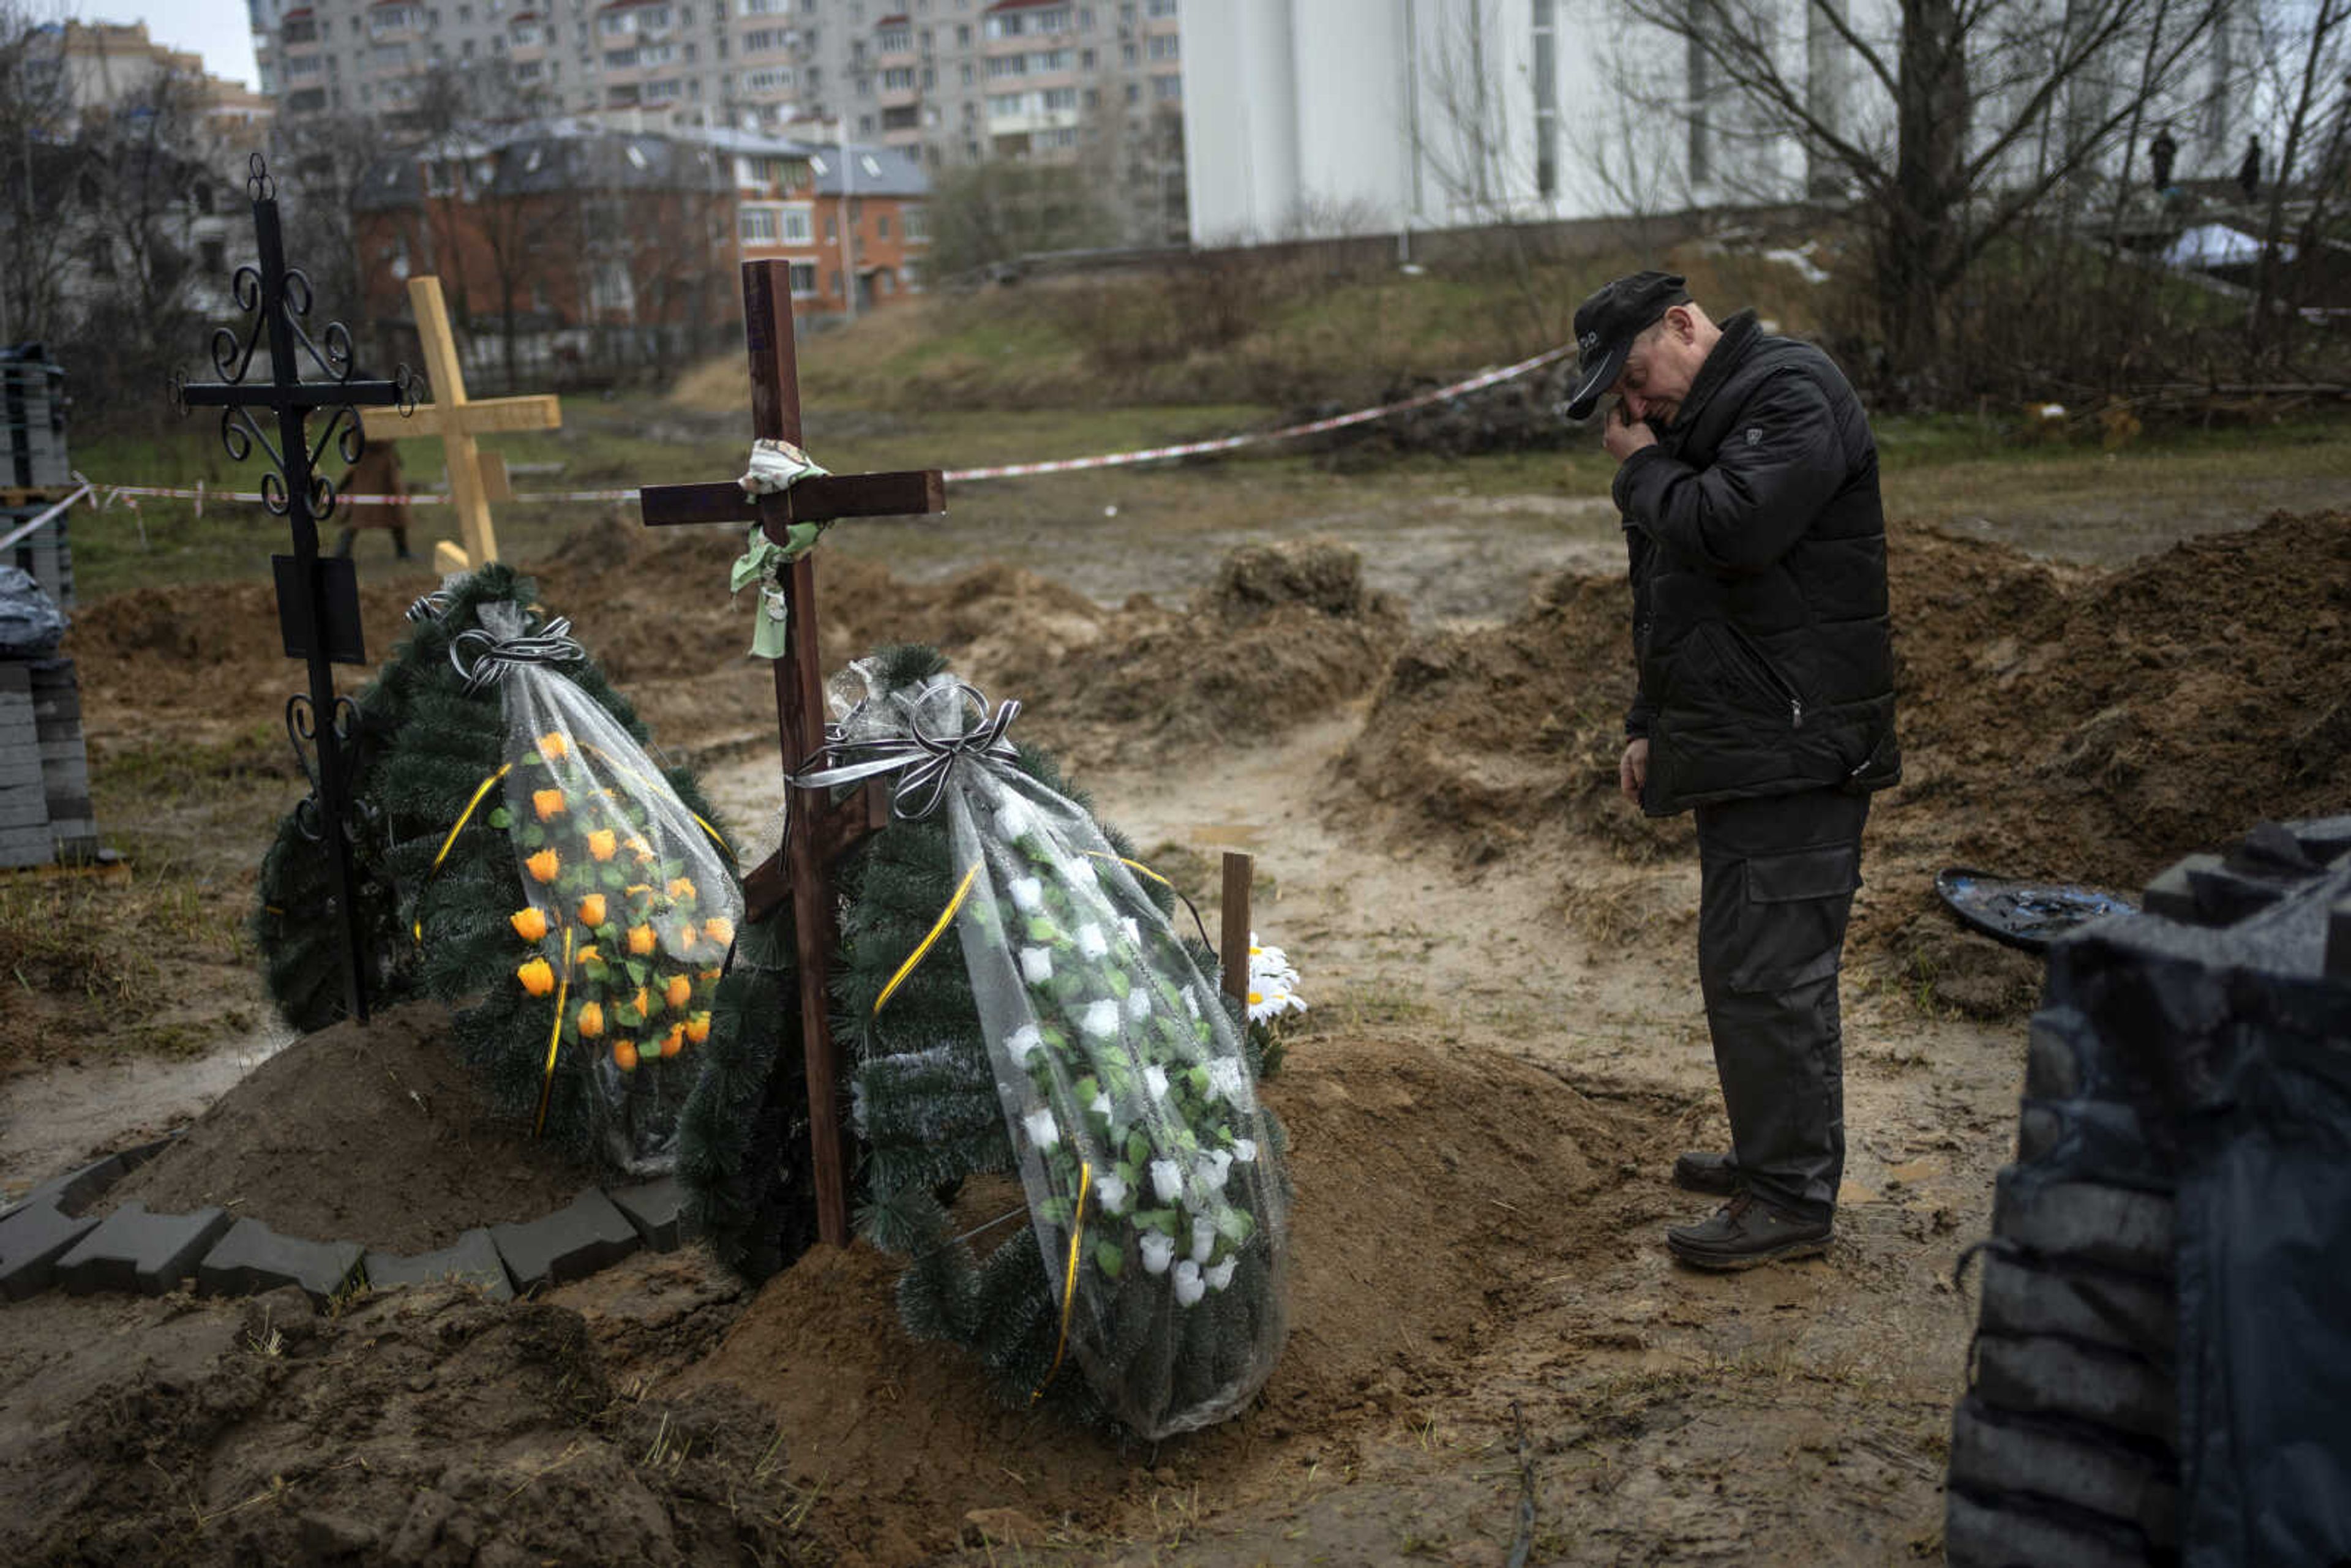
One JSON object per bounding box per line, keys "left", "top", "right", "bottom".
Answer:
{"left": 0, "top": 1136, "right": 703, "bottom": 1312}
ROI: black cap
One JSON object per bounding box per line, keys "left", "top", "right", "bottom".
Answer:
{"left": 1562, "top": 271, "right": 1692, "bottom": 419}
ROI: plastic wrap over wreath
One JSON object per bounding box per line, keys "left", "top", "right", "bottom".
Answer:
{"left": 460, "top": 602, "right": 742, "bottom": 1174}
{"left": 815, "top": 666, "right": 1291, "bottom": 1438}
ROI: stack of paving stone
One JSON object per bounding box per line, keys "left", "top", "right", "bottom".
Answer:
{"left": 0, "top": 1144, "right": 698, "bottom": 1307}
{"left": 2, "top": 347, "right": 73, "bottom": 609}
{"left": 0, "top": 562, "right": 96, "bottom": 868}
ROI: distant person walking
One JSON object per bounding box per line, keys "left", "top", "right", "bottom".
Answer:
{"left": 2149, "top": 125, "right": 2178, "bottom": 193}
{"left": 2238, "top": 137, "right": 2262, "bottom": 201}
{"left": 334, "top": 440, "right": 415, "bottom": 561}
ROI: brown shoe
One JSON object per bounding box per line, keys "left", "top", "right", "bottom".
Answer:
{"left": 1673, "top": 1150, "right": 1741, "bottom": 1195}
{"left": 1667, "top": 1191, "right": 1832, "bottom": 1270}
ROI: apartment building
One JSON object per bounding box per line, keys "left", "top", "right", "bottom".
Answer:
{"left": 250, "top": 0, "right": 1184, "bottom": 237}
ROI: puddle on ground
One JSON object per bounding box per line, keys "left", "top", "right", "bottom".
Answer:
{"left": 0, "top": 1021, "right": 297, "bottom": 1197}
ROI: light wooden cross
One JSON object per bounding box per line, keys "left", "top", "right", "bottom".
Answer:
{"left": 640, "top": 259, "right": 945, "bottom": 1248}
{"left": 359, "top": 276, "right": 561, "bottom": 574}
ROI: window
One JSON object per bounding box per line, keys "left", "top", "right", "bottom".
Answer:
{"left": 789, "top": 260, "right": 818, "bottom": 294}
{"left": 284, "top": 16, "right": 318, "bottom": 42}
{"left": 591, "top": 261, "right": 636, "bottom": 314}
{"left": 290, "top": 86, "right": 328, "bottom": 110}
{"left": 743, "top": 26, "right": 778, "bottom": 49}
{"left": 876, "top": 213, "right": 890, "bottom": 238}
{"left": 780, "top": 205, "right": 812, "bottom": 241}
{"left": 902, "top": 206, "right": 928, "bottom": 241}
{"left": 1120, "top": 40, "right": 1134, "bottom": 64}
{"left": 288, "top": 53, "right": 323, "bottom": 77}
{"left": 1042, "top": 86, "right": 1076, "bottom": 110}
{"left": 877, "top": 24, "right": 910, "bottom": 51}
{"left": 646, "top": 75, "right": 684, "bottom": 98}
{"left": 741, "top": 206, "right": 779, "bottom": 241}
{"left": 1146, "top": 32, "right": 1176, "bottom": 58}
{"left": 516, "top": 58, "right": 543, "bottom": 77}
{"left": 882, "top": 65, "right": 913, "bottom": 89}
{"left": 1146, "top": 0, "right": 1175, "bottom": 14}
{"left": 825, "top": 216, "right": 837, "bottom": 240}
{"left": 1152, "top": 72, "right": 1178, "bottom": 100}
{"left": 988, "top": 53, "right": 1024, "bottom": 78}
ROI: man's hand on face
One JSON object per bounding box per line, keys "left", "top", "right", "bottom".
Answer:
{"left": 1602, "top": 397, "right": 1657, "bottom": 463}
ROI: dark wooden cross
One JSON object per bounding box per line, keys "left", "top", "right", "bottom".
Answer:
{"left": 177, "top": 154, "right": 408, "bottom": 1026}
{"left": 640, "top": 259, "right": 946, "bottom": 1248}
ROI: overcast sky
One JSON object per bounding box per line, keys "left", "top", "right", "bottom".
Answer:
{"left": 107, "top": 1, "right": 261, "bottom": 89}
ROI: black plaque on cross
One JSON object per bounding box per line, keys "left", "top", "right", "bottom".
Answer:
{"left": 173, "top": 153, "right": 414, "bottom": 1024}
{"left": 640, "top": 259, "right": 947, "bottom": 1248}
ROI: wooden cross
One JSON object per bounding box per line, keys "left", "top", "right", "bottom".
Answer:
{"left": 359, "top": 275, "right": 561, "bottom": 575}
{"left": 178, "top": 154, "right": 408, "bottom": 1026}
{"left": 640, "top": 259, "right": 946, "bottom": 1248}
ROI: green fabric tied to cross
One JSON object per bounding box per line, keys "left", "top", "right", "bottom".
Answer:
{"left": 729, "top": 438, "right": 832, "bottom": 658}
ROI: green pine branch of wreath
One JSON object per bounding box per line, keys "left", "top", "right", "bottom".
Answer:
{"left": 252, "top": 564, "right": 734, "bottom": 1169}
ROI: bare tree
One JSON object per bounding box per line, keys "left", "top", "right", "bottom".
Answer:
{"left": 1583, "top": 0, "right": 2228, "bottom": 376}
{"left": 0, "top": 2, "right": 79, "bottom": 348}
{"left": 2249, "top": 0, "right": 2350, "bottom": 345}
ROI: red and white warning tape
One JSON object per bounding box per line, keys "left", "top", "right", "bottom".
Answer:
{"left": 58, "top": 343, "right": 1571, "bottom": 514}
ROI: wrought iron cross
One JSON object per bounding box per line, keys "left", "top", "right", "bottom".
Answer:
{"left": 174, "top": 153, "right": 415, "bottom": 1025}
{"left": 640, "top": 259, "right": 946, "bottom": 1247}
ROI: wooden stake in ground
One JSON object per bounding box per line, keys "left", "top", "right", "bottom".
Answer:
{"left": 639, "top": 259, "right": 946, "bottom": 1248}
{"left": 1220, "top": 850, "right": 1254, "bottom": 1012}
{"left": 359, "top": 276, "right": 561, "bottom": 574}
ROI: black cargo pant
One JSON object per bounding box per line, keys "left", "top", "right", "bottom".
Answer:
{"left": 1693, "top": 786, "right": 1869, "bottom": 1225}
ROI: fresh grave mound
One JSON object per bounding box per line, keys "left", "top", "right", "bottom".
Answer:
{"left": 679, "top": 1033, "right": 1663, "bottom": 1564}
{"left": 996, "top": 536, "right": 1410, "bottom": 770}
{"left": 1338, "top": 510, "right": 2351, "bottom": 961}
{"left": 0, "top": 1284, "right": 810, "bottom": 1567}
{"left": 99, "top": 1002, "right": 594, "bottom": 1255}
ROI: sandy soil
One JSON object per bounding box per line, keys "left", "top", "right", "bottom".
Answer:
{"left": 1, "top": 446, "right": 2342, "bottom": 1562}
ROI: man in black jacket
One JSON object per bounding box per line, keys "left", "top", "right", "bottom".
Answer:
{"left": 1565, "top": 271, "right": 1900, "bottom": 1269}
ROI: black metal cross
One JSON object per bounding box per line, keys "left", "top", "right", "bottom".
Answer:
{"left": 174, "top": 153, "right": 414, "bottom": 1025}
{"left": 640, "top": 258, "right": 947, "bottom": 1248}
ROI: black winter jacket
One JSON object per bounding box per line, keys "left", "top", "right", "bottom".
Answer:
{"left": 1614, "top": 311, "right": 1900, "bottom": 817}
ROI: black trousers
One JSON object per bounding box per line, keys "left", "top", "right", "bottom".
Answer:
{"left": 1693, "top": 786, "right": 1869, "bottom": 1224}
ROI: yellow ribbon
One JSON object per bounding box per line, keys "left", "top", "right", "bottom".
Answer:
{"left": 874, "top": 859, "right": 982, "bottom": 1015}
{"left": 532, "top": 925, "right": 575, "bottom": 1140}
{"left": 1031, "top": 1160, "right": 1092, "bottom": 1403}
{"left": 413, "top": 763, "right": 514, "bottom": 942}
{"left": 1086, "top": 851, "right": 1171, "bottom": 887}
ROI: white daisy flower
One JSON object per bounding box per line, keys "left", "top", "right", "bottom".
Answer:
{"left": 1125, "top": 988, "right": 1152, "bottom": 1022}
{"left": 1022, "top": 1108, "right": 1059, "bottom": 1150}
{"left": 1204, "top": 1256, "right": 1237, "bottom": 1291}
{"left": 1008, "top": 877, "right": 1045, "bottom": 913}
{"left": 1172, "top": 1258, "right": 1205, "bottom": 1307}
{"left": 1019, "top": 947, "right": 1053, "bottom": 984}
{"left": 1139, "top": 1232, "right": 1175, "bottom": 1274}
{"left": 1007, "top": 1023, "right": 1044, "bottom": 1065}
{"left": 1080, "top": 999, "right": 1122, "bottom": 1038}
{"left": 1149, "top": 1158, "right": 1183, "bottom": 1204}
{"left": 1095, "top": 1171, "right": 1128, "bottom": 1214}
{"left": 1190, "top": 1215, "right": 1217, "bottom": 1265}
{"left": 1143, "top": 1064, "right": 1169, "bottom": 1100}
{"left": 1076, "top": 923, "right": 1109, "bottom": 959}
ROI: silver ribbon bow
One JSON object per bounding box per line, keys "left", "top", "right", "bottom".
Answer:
{"left": 449, "top": 612, "right": 587, "bottom": 695}
{"left": 792, "top": 681, "right": 1021, "bottom": 822}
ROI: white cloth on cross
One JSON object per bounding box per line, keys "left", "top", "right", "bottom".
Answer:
{"left": 729, "top": 439, "right": 833, "bottom": 659}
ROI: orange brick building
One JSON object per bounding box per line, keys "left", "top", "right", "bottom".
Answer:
{"left": 351, "top": 123, "right": 929, "bottom": 384}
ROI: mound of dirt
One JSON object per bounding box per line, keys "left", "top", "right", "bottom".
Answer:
{"left": 0, "top": 1283, "right": 809, "bottom": 1566}
{"left": 679, "top": 1033, "right": 1667, "bottom": 1565}
{"left": 1332, "top": 565, "right": 1672, "bottom": 865}
{"left": 100, "top": 1003, "right": 594, "bottom": 1254}
{"left": 999, "top": 537, "right": 1409, "bottom": 770}
{"left": 1341, "top": 510, "right": 2351, "bottom": 953}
